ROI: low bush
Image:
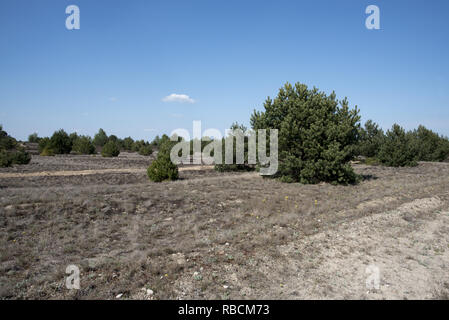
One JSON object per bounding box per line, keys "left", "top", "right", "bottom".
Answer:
{"left": 0, "top": 126, "right": 16, "bottom": 150}
{"left": 40, "top": 146, "right": 55, "bottom": 157}
{"left": 28, "top": 132, "right": 40, "bottom": 143}
{"left": 72, "top": 135, "right": 96, "bottom": 154}
{"left": 0, "top": 150, "right": 12, "bottom": 167}
{"left": 409, "top": 125, "right": 449, "bottom": 162}
{"left": 0, "top": 125, "right": 31, "bottom": 167}
{"left": 38, "top": 137, "right": 50, "bottom": 153}
{"left": 93, "top": 128, "right": 108, "bottom": 147}
{"left": 357, "top": 120, "right": 385, "bottom": 158}
{"left": 9, "top": 149, "right": 31, "bottom": 164}
{"left": 147, "top": 140, "right": 178, "bottom": 182}
{"left": 49, "top": 129, "right": 72, "bottom": 154}
{"left": 101, "top": 141, "right": 120, "bottom": 157}
{"left": 147, "top": 153, "right": 178, "bottom": 182}
{"left": 138, "top": 145, "right": 153, "bottom": 156}
{"left": 121, "top": 137, "right": 135, "bottom": 151}
{"left": 377, "top": 124, "right": 418, "bottom": 167}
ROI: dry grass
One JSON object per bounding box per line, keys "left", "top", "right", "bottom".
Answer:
{"left": 1, "top": 155, "right": 449, "bottom": 299}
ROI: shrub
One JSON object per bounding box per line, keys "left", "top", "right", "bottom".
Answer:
{"left": 147, "top": 140, "right": 178, "bottom": 182}
{"left": 108, "top": 135, "right": 118, "bottom": 143}
{"left": 9, "top": 149, "right": 31, "bottom": 165}
{"left": 0, "top": 126, "right": 31, "bottom": 167}
{"left": 28, "top": 132, "right": 40, "bottom": 143}
{"left": 93, "top": 128, "right": 108, "bottom": 147}
{"left": 357, "top": 120, "right": 385, "bottom": 157}
{"left": 147, "top": 153, "right": 178, "bottom": 182}
{"left": 408, "top": 125, "right": 449, "bottom": 162}
{"left": 72, "top": 135, "right": 96, "bottom": 154}
{"left": 122, "top": 137, "right": 135, "bottom": 151}
{"left": 0, "top": 126, "right": 17, "bottom": 150}
{"left": 69, "top": 132, "right": 79, "bottom": 146}
{"left": 38, "top": 137, "right": 51, "bottom": 153}
{"left": 377, "top": 124, "right": 418, "bottom": 167}
{"left": 101, "top": 141, "right": 120, "bottom": 157}
{"left": 133, "top": 139, "right": 146, "bottom": 152}
{"left": 250, "top": 82, "right": 361, "bottom": 184}
{"left": 151, "top": 135, "right": 161, "bottom": 147}
{"left": 138, "top": 145, "right": 153, "bottom": 156}
{"left": 49, "top": 129, "right": 72, "bottom": 154}
{"left": 0, "top": 150, "right": 12, "bottom": 167}
{"left": 40, "top": 146, "right": 55, "bottom": 157}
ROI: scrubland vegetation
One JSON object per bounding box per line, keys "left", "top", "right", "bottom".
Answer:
{"left": 1, "top": 82, "right": 449, "bottom": 300}
{"left": 3, "top": 82, "right": 449, "bottom": 181}
{"left": 0, "top": 126, "right": 31, "bottom": 167}
{"left": 212, "top": 82, "right": 449, "bottom": 184}
{"left": 25, "top": 128, "right": 158, "bottom": 160}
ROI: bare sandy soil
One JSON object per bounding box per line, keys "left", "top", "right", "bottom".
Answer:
{"left": 1, "top": 154, "right": 449, "bottom": 299}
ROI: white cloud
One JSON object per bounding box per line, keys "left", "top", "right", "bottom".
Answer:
{"left": 109, "top": 97, "right": 118, "bottom": 102}
{"left": 144, "top": 128, "right": 157, "bottom": 132}
{"left": 171, "top": 113, "right": 184, "bottom": 118}
{"left": 162, "top": 93, "right": 195, "bottom": 104}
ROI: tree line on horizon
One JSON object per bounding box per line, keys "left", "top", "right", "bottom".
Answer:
{"left": 3, "top": 82, "right": 449, "bottom": 183}
{"left": 26, "top": 128, "right": 166, "bottom": 158}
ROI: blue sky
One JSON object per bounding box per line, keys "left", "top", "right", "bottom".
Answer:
{"left": 1, "top": 0, "right": 448, "bottom": 141}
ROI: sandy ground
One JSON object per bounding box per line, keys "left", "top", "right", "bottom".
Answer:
{"left": 1, "top": 154, "right": 449, "bottom": 299}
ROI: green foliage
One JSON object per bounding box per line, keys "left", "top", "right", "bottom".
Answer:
{"left": 72, "top": 135, "right": 96, "bottom": 154}
{"left": 108, "top": 135, "right": 118, "bottom": 143}
{"left": 0, "top": 150, "right": 11, "bottom": 167}
{"left": 28, "top": 132, "right": 40, "bottom": 143}
{"left": 0, "top": 125, "right": 17, "bottom": 150}
{"left": 408, "top": 125, "right": 449, "bottom": 162}
{"left": 133, "top": 139, "right": 148, "bottom": 152}
{"left": 151, "top": 135, "right": 162, "bottom": 147}
{"left": 40, "top": 146, "right": 55, "bottom": 157}
{"left": 138, "top": 145, "right": 153, "bottom": 156}
{"left": 147, "top": 139, "right": 178, "bottom": 182}
{"left": 69, "top": 132, "right": 79, "bottom": 146}
{"left": 363, "top": 157, "right": 381, "bottom": 166}
{"left": 121, "top": 137, "right": 135, "bottom": 151}
{"left": 93, "top": 128, "right": 108, "bottom": 147}
{"left": 38, "top": 137, "right": 51, "bottom": 153}
{"left": 250, "top": 82, "right": 361, "bottom": 184}
{"left": 357, "top": 120, "right": 385, "bottom": 157}
{"left": 377, "top": 124, "right": 418, "bottom": 167}
{"left": 9, "top": 149, "right": 31, "bottom": 165}
{"left": 101, "top": 141, "right": 120, "bottom": 157}
{"left": 0, "top": 125, "right": 31, "bottom": 167}
{"left": 147, "top": 153, "right": 179, "bottom": 182}
{"left": 49, "top": 129, "right": 72, "bottom": 154}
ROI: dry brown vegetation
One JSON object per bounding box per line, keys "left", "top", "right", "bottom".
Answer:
{"left": 1, "top": 153, "right": 449, "bottom": 299}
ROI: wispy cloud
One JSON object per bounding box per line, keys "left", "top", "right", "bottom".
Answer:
{"left": 144, "top": 128, "right": 157, "bottom": 132}
{"left": 108, "top": 97, "right": 118, "bottom": 102}
{"left": 162, "top": 93, "right": 195, "bottom": 104}
{"left": 171, "top": 113, "right": 184, "bottom": 118}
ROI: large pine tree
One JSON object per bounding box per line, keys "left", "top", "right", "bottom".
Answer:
{"left": 250, "top": 82, "right": 360, "bottom": 184}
